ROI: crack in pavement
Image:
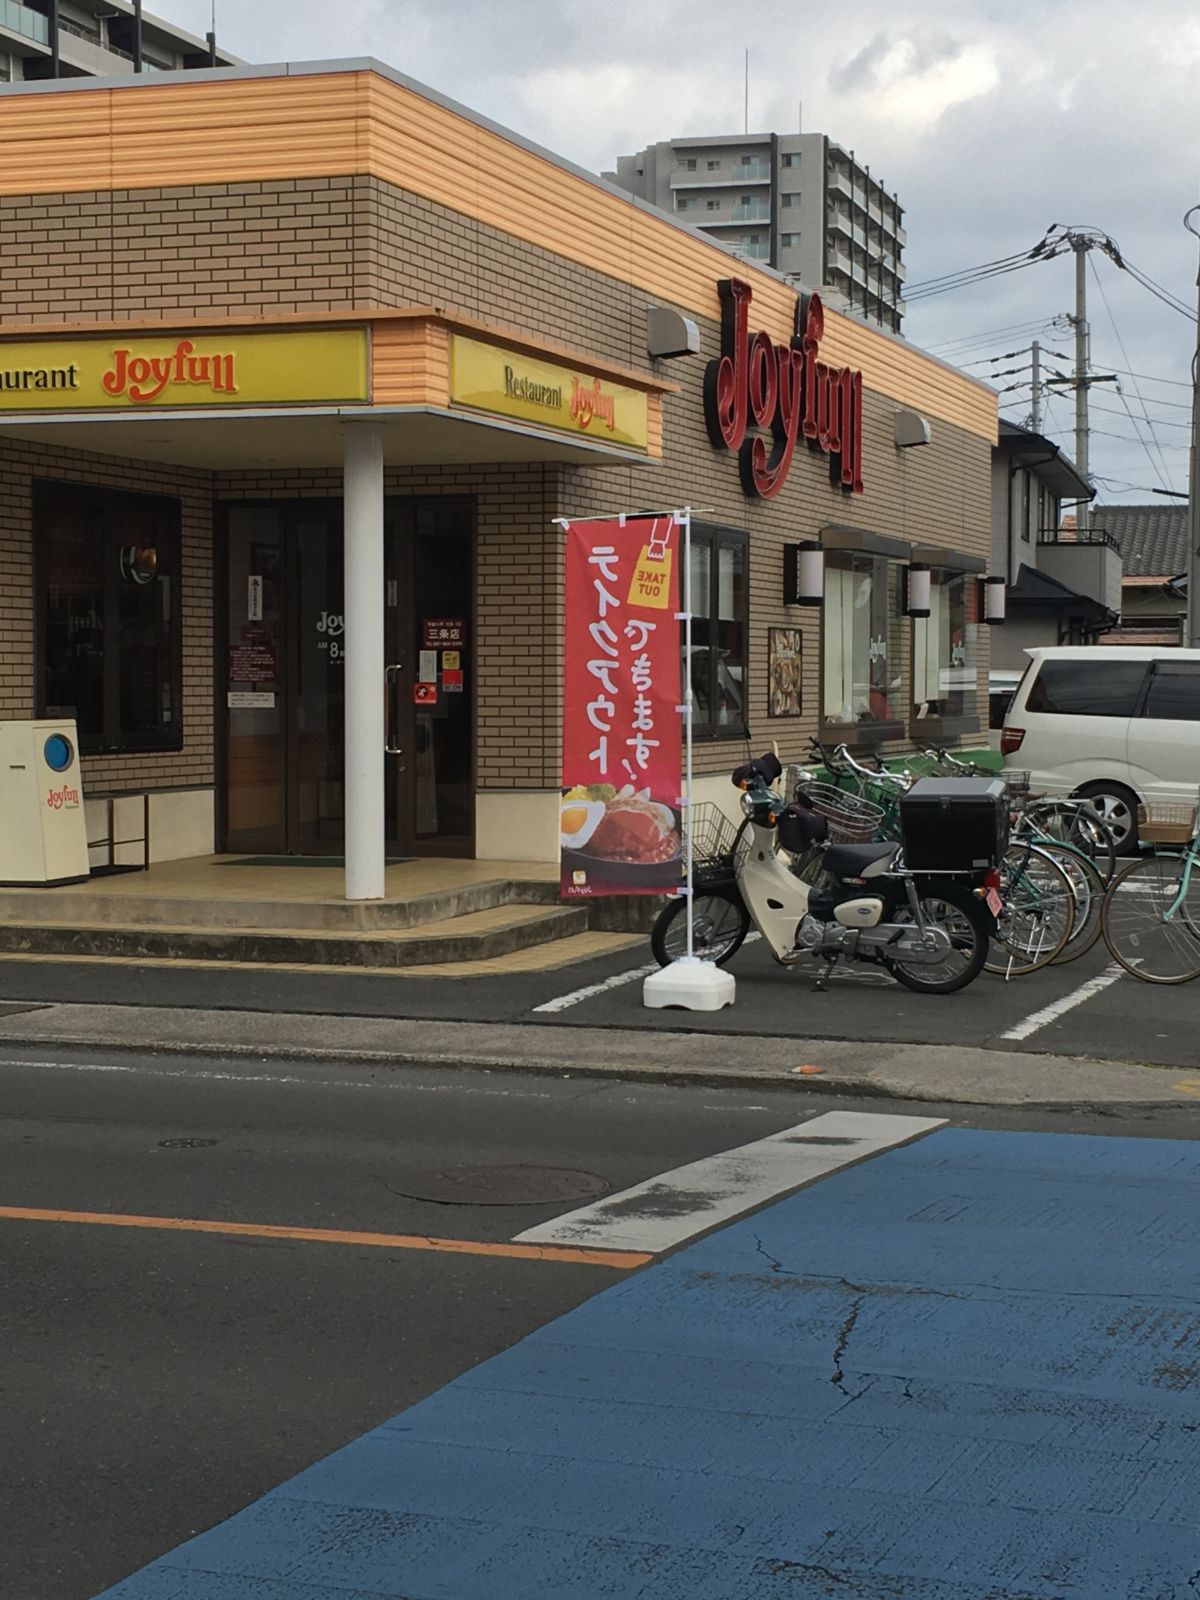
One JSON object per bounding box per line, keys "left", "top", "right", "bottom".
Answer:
{"left": 831, "top": 1292, "right": 866, "bottom": 1396}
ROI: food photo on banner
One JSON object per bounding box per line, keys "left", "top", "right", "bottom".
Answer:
{"left": 559, "top": 513, "right": 683, "bottom": 896}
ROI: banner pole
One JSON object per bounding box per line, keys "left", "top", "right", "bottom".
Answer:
{"left": 681, "top": 507, "right": 694, "bottom": 960}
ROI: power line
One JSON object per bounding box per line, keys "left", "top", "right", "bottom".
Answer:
{"left": 906, "top": 248, "right": 1040, "bottom": 296}
{"left": 1090, "top": 402, "right": 1191, "bottom": 430}
{"left": 925, "top": 317, "right": 1066, "bottom": 355}
{"left": 1101, "top": 365, "right": 1192, "bottom": 390}
{"left": 1088, "top": 255, "right": 1173, "bottom": 490}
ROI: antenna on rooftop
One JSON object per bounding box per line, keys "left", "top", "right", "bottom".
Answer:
{"left": 744, "top": 49, "right": 749, "bottom": 135}
{"left": 207, "top": 1, "right": 218, "bottom": 67}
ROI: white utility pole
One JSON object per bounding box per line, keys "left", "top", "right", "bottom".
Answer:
{"left": 1073, "top": 238, "right": 1090, "bottom": 533}
{"left": 1186, "top": 206, "right": 1200, "bottom": 648}
{"left": 1030, "top": 339, "right": 1042, "bottom": 432}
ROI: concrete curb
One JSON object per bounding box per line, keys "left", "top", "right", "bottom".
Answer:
{"left": 0, "top": 1001, "right": 1192, "bottom": 1111}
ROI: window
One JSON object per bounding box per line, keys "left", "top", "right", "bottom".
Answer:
{"left": 706, "top": 199, "right": 719, "bottom": 211}
{"left": 781, "top": 232, "right": 801, "bottom": 248}
{"left": 36, "top": 479, "right": 182, "bottom": 754}
{"left": 1026, "top": 659, "right": 1147, "bottom": 717}
{"left": 740, "top": 154, "right": 752, "bottom": 166}
{"left": 706, "top": 159, "right": 720, "bottom": 170}
{"left": 823, "top": 554, "right": 903, "bottom": 733}
{"left": 687, "top": 524, "right": 748, "bottom": 738}
{"left": 1145, "top": 662, "right": 1200, "bottom": 721}
{"left": 912, "top": 573, "right": 979, "bottom": 723}
{"left": 675, "top": 197, "right": 692, "bottom": 211}
{"left": 782, "top": 153, "right": 799, "bottom": 168}
{"left": 782, "top": 192, "right": 799, "bottom": 208}
{"left": 682, "top": 158, "right": 697, "bottom": 171}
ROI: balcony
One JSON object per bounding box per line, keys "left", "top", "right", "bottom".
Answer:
{"left": 669, "top": 172, "right": 769, "bottom": 190}
{"left": 0, "top": 0, "right": 49, "bottom": 44}
{"left": 731, "top": 202, "right": 770, "bottom": 222}
{"left": 1036, "top": 529, "right": 1123, "bottom": 613}
{"left": 827, "top": 167, "right": 853, "bottom": 201}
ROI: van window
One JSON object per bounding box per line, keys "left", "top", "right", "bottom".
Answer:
{"left": 1025, "top": 659, "right": 1147, "bottom": 717}
{"left": 1145, "top": 662, "right": 1200, "bottom": 722}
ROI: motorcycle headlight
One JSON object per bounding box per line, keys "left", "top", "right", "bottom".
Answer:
{"left": 739, "top": 790, "right": 757, "bottom": 818}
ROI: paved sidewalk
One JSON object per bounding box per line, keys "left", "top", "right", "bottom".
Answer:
{"left": 0, "top": 999, "right": 1195, "bottom": 1108}
{"left": 97, "top": 1123, "right": 1200, "bottom": 1598}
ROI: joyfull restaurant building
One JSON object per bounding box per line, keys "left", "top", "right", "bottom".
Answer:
{"left": 0, "top": 59, "right": 998, "bottom": 897}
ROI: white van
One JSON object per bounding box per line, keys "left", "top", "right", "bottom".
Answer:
{"left": 1002, "top": 646, "right": 1200, "bottom": 849}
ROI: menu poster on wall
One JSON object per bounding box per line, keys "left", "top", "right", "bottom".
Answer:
{"left": 560, "top": 514, "right": 682, "bottom": 898}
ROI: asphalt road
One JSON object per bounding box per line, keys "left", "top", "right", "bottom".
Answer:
{"left": 6, "top": 1046, "right": 1200, "bottom": 1599}
{"left": 0, "top": 932, "right": 1195, "bottom": 1067}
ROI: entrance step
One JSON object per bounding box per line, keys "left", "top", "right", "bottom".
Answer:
{"left": 0, "top": 878, "right": 561, "bottom": 933}
{"left": 0, "top": 903, "right": 590, "bottom": 969}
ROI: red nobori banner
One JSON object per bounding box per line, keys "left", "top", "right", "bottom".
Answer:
{"left": 561, "top": 515, "right": 683, "bottom": 896}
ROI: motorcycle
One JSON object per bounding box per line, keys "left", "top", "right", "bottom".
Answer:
{"left": 650, "top": 751, "right": 999, "bottom": 995}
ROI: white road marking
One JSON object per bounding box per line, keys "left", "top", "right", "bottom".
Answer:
{"left": 513, "top": 1109, "right": 944, "bottom": 1255}
{"left": 0, "top": 1057, "right": 551, "bottom": 1097}
{"left": 999, "top": 963, "right": 1125, "bottom": 1042}
{"left": 532, "top": 933, "right": 764, "bottom": 1014}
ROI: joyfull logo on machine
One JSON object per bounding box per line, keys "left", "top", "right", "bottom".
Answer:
{"left": 560, "top": 515, "right": 683, "bottom": 897}
{"left": 703, "top": 278, "right": 865, "bottom": 499}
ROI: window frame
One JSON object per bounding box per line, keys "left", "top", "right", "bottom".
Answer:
{"left": 687, "top": 521, "right": 750, "bottom": 742}
{"left": 34, "top": 477, "right": 184, "bottom": 757}
{"left": 819, "top": 551, "right": 906, "bottom": 747}
{"left": 909, "top": 569, "right": 982, "bottom": 740}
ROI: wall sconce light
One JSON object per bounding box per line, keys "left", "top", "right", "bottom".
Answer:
{"left": 904, "top": 563, "right": 932, "bottom": 618}
{"left": 784, "top": 541, "right": 824, "bottom": 606}
{"left": 980, "top": 575, "right": 1007, "bottom": 624}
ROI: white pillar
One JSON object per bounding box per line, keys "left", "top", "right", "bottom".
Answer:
{"left": 343, "top": 421, "right": 386, "bottom": 900}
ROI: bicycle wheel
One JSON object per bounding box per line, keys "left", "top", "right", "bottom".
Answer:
{"left": 985, "top": 843, "right": 1075, "bottom": 976}
{"left": 650, "top": 890, "right": 750, "bottom": 967}
{"left": 1026, "top": 801, "right": 1117, "bottom": 885}
{"left": 1101, "top": 854, "right": 1200, "bottom": 984}
{"left": 1040, "top": 844, "right": 1105, "bottom": 965}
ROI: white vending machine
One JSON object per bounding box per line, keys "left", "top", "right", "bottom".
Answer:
{"left": 0, "top": 720, "right": 90, "bottom": 886}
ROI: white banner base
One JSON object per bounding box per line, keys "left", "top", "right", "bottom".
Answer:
{"left": 643, "top": 956, "right": 735, "bottom": 1012}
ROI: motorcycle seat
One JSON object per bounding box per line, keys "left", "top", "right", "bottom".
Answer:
{"left": 824, "top": 840, "right": 895, "bottom": 881}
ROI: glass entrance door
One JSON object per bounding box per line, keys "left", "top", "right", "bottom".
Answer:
{"left": 384, "top": 498, "right": 475, "bottom": 857}
{"left": 221, "top": 497, "right": 473, "bottom": 857}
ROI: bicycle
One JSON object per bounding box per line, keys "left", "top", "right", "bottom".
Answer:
{"left": 1100, "top": 795, "right": 1200, "bottom": 984}
{"left": 825, "top": 745, "right": 1076, "bottom": 976}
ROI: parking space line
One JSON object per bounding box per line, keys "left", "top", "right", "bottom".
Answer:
{"left": 532, "top": 933, "right": 763, "bottom": 1014}
{"left": 999, "top": 963, "right": 1124, "bottom": 1042}
{"left": 513, "top": 1109, "right": 944, "bottom": 1254}
{"left": 0, "top": 1205, "right": 650, "bottom": 1270}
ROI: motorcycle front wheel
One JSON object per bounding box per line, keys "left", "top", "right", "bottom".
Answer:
{"left": 884, "top": 885, "right": 990, "bottom": 994}
{"left": 650, "top": 889, "right": 751, "bottom": 967}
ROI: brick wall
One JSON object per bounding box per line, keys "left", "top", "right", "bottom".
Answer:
{"left": 0, "top": 439, "right": 213, "bottom": 794}
{"left": 0, "top": 165, "right": 993, "bottom": 810}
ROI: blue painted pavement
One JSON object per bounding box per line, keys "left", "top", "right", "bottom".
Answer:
{"left": 98, "top": 1127, "right": 1200, "bottom": 1598}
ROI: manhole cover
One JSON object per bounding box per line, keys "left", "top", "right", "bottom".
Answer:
{"left": 394, "top": 1164, "right": 608, "bottom": 1207}
{"left": 158, "top": 1137, "right": 218, "bottom": 1150}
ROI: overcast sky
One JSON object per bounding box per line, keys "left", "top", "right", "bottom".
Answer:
{"left": 149, "top": 0, "right": 1200, "bottom": 506}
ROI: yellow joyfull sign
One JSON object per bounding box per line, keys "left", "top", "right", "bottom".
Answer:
{"left": 449, "top": 334, "right": 649, "bottom": 451}
{"left": 0, "top": 328, "right": 369, "bottom": 410}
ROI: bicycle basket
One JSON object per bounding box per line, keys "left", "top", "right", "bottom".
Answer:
{"left": 682, "top": 802, "right": 743, "bottom": 875}
{"left": 1138, "top": 794, "right": 1200, "bottom": 847}
{"left": 796, "top": 782, "right": 886, "bottom": 844}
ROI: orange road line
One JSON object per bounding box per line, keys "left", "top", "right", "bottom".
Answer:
{"left": 0, "top": 1205, "right": 650, "bottom": 1270}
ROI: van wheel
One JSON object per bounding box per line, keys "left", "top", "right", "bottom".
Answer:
{"left": 1075, "top": 782, "right": 1139, "bottom": 853}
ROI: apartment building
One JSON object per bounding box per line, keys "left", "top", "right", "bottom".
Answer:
{"left": 605, "top": 131, "right": 906, "bottom": 331}
{"left": 0, "top": 0, "right": 237, "bottom": 81}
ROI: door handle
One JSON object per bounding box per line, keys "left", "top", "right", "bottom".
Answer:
{"left": 385, "top": 663, "right": 404, "bottom": 756}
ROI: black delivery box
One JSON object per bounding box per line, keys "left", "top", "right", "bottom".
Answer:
{"left": 899, "top": 776, "right": 1009, "bottom": 872}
